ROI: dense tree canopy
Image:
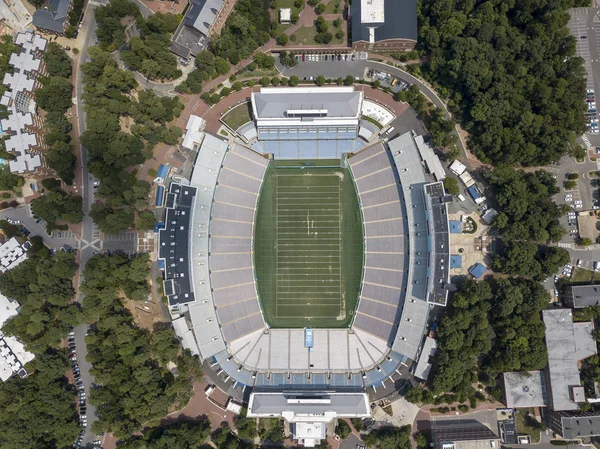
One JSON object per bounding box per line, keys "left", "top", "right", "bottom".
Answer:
{"left": 31, "top": 190, "right": 82, "bottom": 230}
{"left": 43, "top": 42, "right": 73, "bottom": 78}
{"left": 35, "top": 76, "right": 73, "bottom": 113}
{"left": 82, "top": 254, "right": 201, "bottom": 437}
{"left": 117, "top": 419, "right": 212, "bottom": 449}
{"left": 485, "top": 168, "right": 565, "bottom": 242}
{"left": 120, "top": 14, "right": 182, "bottom": 80}
{"left": 95, "top": 0, "right": 140, "bottom": 50}
{"left": 0, "top": 351, "right": 80, "bottom": 449}
{"left": 418, "top": 0, "right": 588, "bottom": 165}
{"left": 429, "top": 278, "right": 549, "bottom": 395}
{"left": 39, "top": 45, "right": 76, "bottom": 184}
{"left": 0, "top": 251, "right": 83, "bottom": 354}
{"left": 81, "top": 46, "right": 180, "bottom": 231}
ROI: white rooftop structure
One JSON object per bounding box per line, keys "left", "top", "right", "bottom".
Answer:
{"left": 1, "top": 31, "right": 47, "bottom": 175}
{"left": 503, "top": 370, "right": 547, "bottom": 408}
{"left": 182, "top": 114, "right": 205, "bottom": 151}
{"left": 415, "top": 135, "right": 445, "bottom": 181}
{"left": 178, "top": 134, "right": 229, "bottom": 359}
{"left": 361, "top": 0, "right": 384, "bottom": 23}
{"left": 543, "top": 309, "right": 597, "bottom": 410}
{"left": 251, "top": 87, "right": 363, "bottom": 135}
{"left": 280, "top": 8, "right": 291, "bottom": 23}
{"left": 449, "top": 160, "right": 466, "bottom": 176}
{"left": 414, "top": 336, "right": 437, "bottom": 380}
{"left": 0, "top": 292, "right": 34, "bottom": 381}
{"left": 247, "top": 391, "right": 370, "bottom": 447}
{"left": 0, "top": 237, "right": 27, "bottom": 273}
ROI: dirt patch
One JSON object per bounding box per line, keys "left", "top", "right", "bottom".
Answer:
{"left": 123, "top": 293, "right": 168, "bottom": 331}
{"left": 120, "top": 116, "right": 134, "bottom": 134}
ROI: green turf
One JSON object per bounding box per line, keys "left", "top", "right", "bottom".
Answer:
{"left": 254, "top": 161, "right": 363, "bottom": 328}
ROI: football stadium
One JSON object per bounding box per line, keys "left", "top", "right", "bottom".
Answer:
{"left": 158, "top": 86, "right": 451, "bottom": 447}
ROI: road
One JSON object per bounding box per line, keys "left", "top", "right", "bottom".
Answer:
{"left": 72, "top": 1, "right": 105, "bottom": 445}
{"left": 276, "top": 57, "right": 468, "bottom": 157}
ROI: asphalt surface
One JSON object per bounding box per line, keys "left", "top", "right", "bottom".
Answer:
{"left": 568, "top": 7, "right": 600, "bottom": 144}
{"left": 72, "top": 2, "right": 105, "bottom": 445}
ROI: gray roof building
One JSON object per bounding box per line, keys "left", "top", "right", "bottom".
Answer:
{"left": 543, "top": 309, "right": 597, "bottom": 411}
{"left": 170, "top": 0, "right": 223, "bottom": 58}
{"left": 32, "top": 0, "right": 71, "bottom": 33}
{"left": 503, "top": 371, "right": 548, "bottom": 408}
{"left": 550, "top": 411, "right": 600, "bottom": 439}
{"left": 565, "top": 285, "right": 600, "bottom": 308}
{"left": 350, "top": 0, "right": 417, "bottom": 47}
{"left": 252, "top": 87, "right": 362, "bottom": 120}
{"left": 431, "top": 419, "right": 499, "bottom": 449}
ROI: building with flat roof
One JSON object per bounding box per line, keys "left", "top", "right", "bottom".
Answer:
{"left": 32, "top": 0, "right": 72, "bottom": 34}
{"left": 247, "top": 391, "right": 370, "bottom": 447}
{"left": 0, "top": 293, "right": 34, "bottom": 381}
{"left": 0, "top": 237, "right": 27, "bottom": 273}
{"left": 280, "top": 8, "right": 291, "bottom": 23}
{"left": 182, "top": 115, "right": 205, "bottom": 151}
{"left": 543, "top": 309, "right": 597, "bottom": 411}
{"left": 431, "top": 420, "right": 500, "bottom": 449}
{"left": 1, "top": 31, "right": 48, "bottom": 176}
{"left": 503, "top": 371, "right": 547, "bottom": 408}
{"left": 170, "top": 0, "right": 224, "bottom": 58}
{"left": 350, "top": 0, "right": 417, "bottom": 52}
{"left": 550, "top": 411, "right": 600, "bottom": 439}
{"left": 565, "top": 284, "right": 600, "bottom": 308}
{"left": 158, "top": 183, "right": 197, "bottom": 307}
{"left": 414, "top": 336, "right": 437, "bottom": 380}
{"left": 251, "top": 86, "right": 363, "bottom": 141}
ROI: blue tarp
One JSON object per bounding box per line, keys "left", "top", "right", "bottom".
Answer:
{"left": 449, "top": 220, "right": 462, "bottom": 234}
{"left": 156, "top": 186, "right": 165, "bottom": 207}
{"left": 450, "top": 255, "right": 462, "bottom": 269}
{"left": 157, "top": 259, "right": 165, "bottom": 269}
{"left": 469, "top": 263, "right": 487, "bottom": 279}
{"left": 467, "top": 186, "right": 480, "bottom": 200}
{"left": 157, "top": 164, "right": 169, "bottom": 180}
{"left": 154, "top": 221, "right": 164, "bottom": 233}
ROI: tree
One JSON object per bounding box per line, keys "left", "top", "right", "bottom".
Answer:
{"left": 0, "top": 166, "right": 23, "bottom": 191}
{"left": 418, "top": 0, "right": 587, "bottom": 166}
{"left": 41, "top": 178, "right": 62, "bottom": 190}
{"left": 315, "top": 16, "right": 328, "bottom": 33}
{"left": 30, "top": 190, "right": 82, "bottom": 229}
{"left": 294, "top": 0, "right": 303, "bottom": 6}
{"left": 43, "top": 42, "right": 72, "bottom": 78}
{"left": 291, "top": 11, "right": 299, "bottom": 23}
{"left": 580, "top": 237, "right": 593, "bottom": 246}
{"left": 315, "top": 75, "right": 326, "bottom": 86}
{"left": 335, "top": 420, "right": 351, "bottom": 439}
{"left": 35, "top": 76, "right": 73, "bottom": 113}
{"left": 0, "top": 351, "right": 81, "bottom": 449}
{"left": 335, "top": 30, "right": 345, "bottom": 40}
{"left": 89, "top": 203, "right": 135, "bottom": 234}
{"left": 343, "top": 75, "right": 354, "bottom": 86}
{"left": 137, "top": 210, "right": 156, "bottom": 230}
{"left": 276, "top": 33, "right": 289, "bottom": 46}
{"left": 315, "top": 3, "right": 325, "bottom": 14}
{"left": 255, "top": 52, "right": 275, "bottom": 69}
{"left": 333, "top": 17, "right": 342, "bottom": 28}
{"left": 289, "top": 75, "right": 299, "bottom": 87}
{"left": 260, "top": 76, "right": 270, "bottom": 87}
{"left": 565, "top": 180, "right": 577, "bottom": 189}
{"left": 214, "top": 56, "right": 230, "bottom": 75}
{"left": 567, "top": 173, "right": 580, "bottom": 180}
{"left": 443, "top": 177, "right": 459, "bottom": 195}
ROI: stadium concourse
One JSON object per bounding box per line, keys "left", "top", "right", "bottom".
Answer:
{"left": 158, "top": 86, "right": 452, "bottom": 446}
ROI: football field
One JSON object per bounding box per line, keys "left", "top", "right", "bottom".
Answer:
{"left": 254, "top": 162, "right": 363, "bottom": 328}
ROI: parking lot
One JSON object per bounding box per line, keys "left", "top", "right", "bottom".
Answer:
{"left": 568, "top": 8, "right": 600, "bottom": 137}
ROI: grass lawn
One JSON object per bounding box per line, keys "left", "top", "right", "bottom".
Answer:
{"left": 221, "top": 102, "right": 252, "bottom": 131}
{"left": 514, "top": 408, "right": 541, "bottom": 444}
{"left": 275, "top": 0, "right": 304, "bottom": 12}
{"left": 324, "top": 0, "right": 343, "bottom": 14}
{"left": 272, "top": 23, "right": 291, "bottom": 36}
{"left": 289, "top": 22, "right": 344, "bottom": 45}
{"left": 254, "top": 162, "right": 363, "bottom": 328}
{"left": 570, "top": 267, "right": 600, "bottom": 283}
